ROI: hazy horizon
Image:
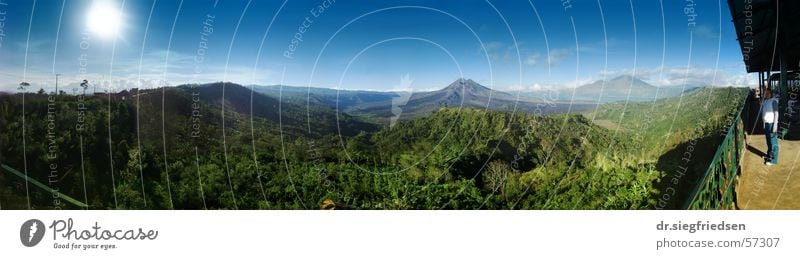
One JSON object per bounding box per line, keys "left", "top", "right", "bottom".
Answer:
{"left": 1, "top": 74, "right": 752, "bottom": 95}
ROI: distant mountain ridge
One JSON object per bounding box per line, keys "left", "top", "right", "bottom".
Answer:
{"left": 523, "top": 75, "right": 698, "bottom": 103}
{"left": 253, "top": 84, "right": 400, "bottom": 111}
{"left": 251, "top": 76, "right": 700, "bottom": 125}
{"left": 346, "top": 78, "right": 595, "bottom": 123}
{"left": 576, "top": 75, "right": 655, "bottom": 94}
{"left": 253, "top": 79, "right": 595, "bottom": 124}
{"left": 573, "top": 75, "right": 693, "bottom": 102}
{"left": 177, "top": 82, "right": 379, "bottom": 137}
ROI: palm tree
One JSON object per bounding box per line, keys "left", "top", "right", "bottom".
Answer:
{"left": 80, "top": 80, "right": 89, "bottom": 95}
{"left": 18, "top": 82, "right": 30, "bottom": 91}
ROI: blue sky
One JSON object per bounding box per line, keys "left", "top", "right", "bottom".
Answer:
{"left": 0, "top": 0, "right": 754, "bottom": 92}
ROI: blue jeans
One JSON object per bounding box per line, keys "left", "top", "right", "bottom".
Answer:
{"left": 765, "top": 123, "right": 779, "bottom": 164}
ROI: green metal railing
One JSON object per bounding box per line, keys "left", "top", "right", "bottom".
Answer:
{"left": 0, "top": 163, "right": 89, "bottom": 208}
{"left": 683, "top": 95, "right": 748, "bottom": 210}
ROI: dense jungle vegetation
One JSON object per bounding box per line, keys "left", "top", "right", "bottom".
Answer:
{"left": 0, "top": 84, "right": 748, "bottom": 209}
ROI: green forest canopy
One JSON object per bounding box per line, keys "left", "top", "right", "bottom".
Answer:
{"left": 0, "top": 84, "right": 749, "bottom": 209}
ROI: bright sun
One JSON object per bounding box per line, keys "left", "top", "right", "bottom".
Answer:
{"left": 86, "top": 1, "right": 122, "bottom": 39}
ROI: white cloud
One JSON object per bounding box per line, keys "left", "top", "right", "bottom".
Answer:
{"left": 597, "top": 66, "right": 755, "bottom": 87}
{"left": 517, "top": 77, "right": 594, "bottom": 90}
{"left": 477, "top": 41, "right": 579, "bottom": 68}
{"left": 509, "top": 83, "right": 543, "bottom": 91}
{"left": 598, "top": 67, "right": 662, "bottom": 80}
{"left": 478, "top": 41, "right": 530, "bottom": 64}
{"left": 480, "top": 41, "right": 506, "bottom": 61}
{"left": 546, "top": 48, "right": 573, "bottom": 67}
{"left": 0, "top": 49, "right": 272, "bottom": 92}
{"left": 562, "top": 77, "right": 596, "bottom": 88}
{"left": 525, "top": 53, "right": 540, "bottom": 65}
{"left": 692, "top": 24, "right": 718, "bottom": 40}
{"left": 516, "top": 66, "right": 756, "bottom": 92}
{"left": 577, "top": 38, "right": 629, "bottom": 55}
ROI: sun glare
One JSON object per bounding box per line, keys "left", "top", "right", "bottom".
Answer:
{"left": 86, "top": 1, "right": 122, "bottom": 39}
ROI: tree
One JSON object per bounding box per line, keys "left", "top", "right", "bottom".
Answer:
{"left": 483, "top": 160, "right": 512, "bottom": 194}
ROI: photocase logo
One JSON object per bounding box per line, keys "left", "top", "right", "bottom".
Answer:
{"left": 20, "top": 219, "right": 45, "bottom": 247}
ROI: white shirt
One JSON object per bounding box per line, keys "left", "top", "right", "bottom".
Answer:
{"left": 762, "top": 97, "right": 779, "bottom": 123}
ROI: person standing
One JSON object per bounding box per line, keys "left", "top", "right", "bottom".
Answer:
{"left": 762, "top": 88, "right": 780, "bottom": 166}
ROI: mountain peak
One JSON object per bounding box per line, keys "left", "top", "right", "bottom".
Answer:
{"left": 611, "top": 75, "right": 634, "bottom": 81}
{"left": 443, "top": 78, "right": 491, "bottom": 92}
{"left": 608, "top": 75, "right": 650, "bottom": 85}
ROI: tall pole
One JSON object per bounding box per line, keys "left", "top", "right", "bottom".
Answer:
{"left": 779, "top": 54, "right": 787, "bottom": 138}
{"left": 55, "top": 73, "right": 61, "bottom": 95}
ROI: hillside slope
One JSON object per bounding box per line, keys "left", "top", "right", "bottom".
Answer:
{"left": 590, "top": 86, "right": 749, "bottom": 159}
{"left": 590, "top": 86, "right": 750, "bottom": 208}
{"left": 180, "top": 82, "right": 379, "bottom": 137}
